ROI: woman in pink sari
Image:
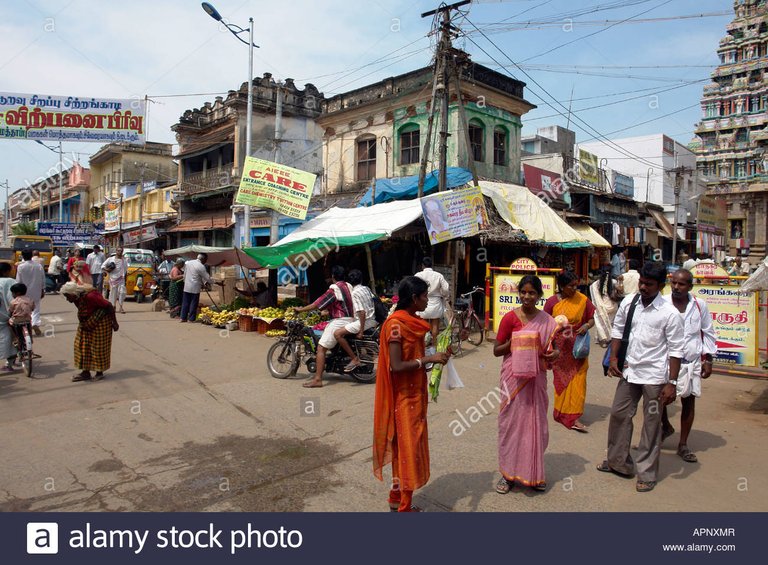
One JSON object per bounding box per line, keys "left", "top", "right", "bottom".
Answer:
{"left": 494, "top": 275, "right": 560, "bottom": 494}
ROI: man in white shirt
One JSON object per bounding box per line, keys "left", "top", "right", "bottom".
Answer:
{"left": 333, "top": 269, "right": 378, "bottom": 373}
{"left": 15, "top": 249, "right": 46, "bottom": 335}
{"left": 415, "top": 257, "right": 449, "bottom": 345}
{"left": 180, "top": 253, "right": 219, "bottom": 322}
{"left": 618, "top": 259, "right": 640, "bottom": 296}
{"left": 48, "top": 249, "right": 64, "bottom": 292}
{"left": 86, "top": 245, "right": 106, "bottom": 293}
{"left": 102, "top": 248, "right": 128, "bottom": 314}
{"left": 598, "top": 262, "right": 685, "bottom": 493}
{"left": 660, "top": 269, "right": 717, "bottom": 464}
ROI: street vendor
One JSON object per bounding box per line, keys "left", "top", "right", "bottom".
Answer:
{"left": 234, "top": 281, "right": 274, "bottom": 308}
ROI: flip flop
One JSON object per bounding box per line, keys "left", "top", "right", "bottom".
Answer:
{"left": 531, "top": 482, "right": 547, "bottom": 492}
{"left": 495, "top": 477, "right": 512, "bottom": 494}
{"left": 572, "top": 424, "right": 589, "bottom": 433}
{"left": 596, "top": 461, "right": 634, "bottom": 478}
{"left": 343, "top": 361, "right": 361, "bottom": 373}
{"left": 636, "top": 480, "right": 656, "bottom": 493}
{"left": 677, "top": 446, "right": 698, "bottom": 463}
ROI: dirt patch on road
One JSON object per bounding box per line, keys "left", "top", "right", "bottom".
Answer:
{"left": 128, "top": 434, "right": 344, "bottom": 512}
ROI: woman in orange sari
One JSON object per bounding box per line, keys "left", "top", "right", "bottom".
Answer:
{"left": 373, "top": 276, "right": 450, "bottom": 512}
{"left": 543, "top": 271, "right": 595, "bottom": 432}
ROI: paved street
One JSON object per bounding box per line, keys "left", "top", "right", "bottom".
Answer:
{"left": 0, "top": 294, "right": 766, "bottom": 512}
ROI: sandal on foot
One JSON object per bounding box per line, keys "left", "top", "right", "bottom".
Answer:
{"left": 677, "top": 446, "right": 698, "bottom": 463}
{"left": 343, "top": 361, "right": 361, "bottom": 373}
{"left": 72, "top": 374, "right": 91, "bottom": 382}
{"left": 636, "top": 480, "right": 657, "bottom": 493}
{"left": 495, "top": 477, "right": 512, "bottom": 494}
{"left": 93, "top": 373, "right": 104, "bottom": 381}
{"left": 596, "top": 461, "right": 634, "bottom": 478}
{"left": 531, "top": 482, "right": 547, "bottom": 492}
{"left": 572, "top": 423, "right": 589, "bottom": 433}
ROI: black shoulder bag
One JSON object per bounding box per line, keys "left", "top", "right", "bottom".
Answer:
{"left": 602, "top": 294, "right": 641, "bottom": 376}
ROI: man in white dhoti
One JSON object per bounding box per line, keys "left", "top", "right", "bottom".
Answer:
{"left": 415, "top": 257, "right": 449, "bottom": 345}
{"left": 661, "top": 269, "right": 718, "bottom": 464}
{"left": 15, "top": 249, "right": 45, "bottom": 335}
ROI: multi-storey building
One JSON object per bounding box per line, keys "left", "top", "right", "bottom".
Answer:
{"left": 693, "top": 0, "right": 768, "bottom": 261}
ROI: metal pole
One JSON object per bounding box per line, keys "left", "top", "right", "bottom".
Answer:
{"left": 2, "top": 179, "right": 8, "bottom": 245}
{"left": 243, "top": 17, "right": 253, "bottom": 249}
{"left": 269, "top": 80, "right": 283, "bottom": 245}
{"left": 672, "top": 180, "right": 680, "bottom": 265}
{"left": 58, "top": 141, "right": 63, "bottom": 222}
{"left": 138, "top": 163, "right": 145, "bottom": 249}
{"left": 438, "top": 11, "right": 450, "bottom": 192}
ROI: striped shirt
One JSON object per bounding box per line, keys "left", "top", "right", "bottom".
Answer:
{"left": 351, "top": 284, "right": 376, "bottom": 321}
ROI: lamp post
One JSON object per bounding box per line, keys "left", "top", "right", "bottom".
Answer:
{"left": 201, "top": 2, "right": 258, "bottom": 248}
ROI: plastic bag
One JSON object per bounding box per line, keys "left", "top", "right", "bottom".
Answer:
{"left": 573, "top": 331, "right": 591, "bottom": 359}
{"left": 441, "top": 358, "right": 464, "bottom": 390}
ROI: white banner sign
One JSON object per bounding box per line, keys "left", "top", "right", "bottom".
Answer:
{"left": 122, "top": 225, "right": 157, "bottom": 245}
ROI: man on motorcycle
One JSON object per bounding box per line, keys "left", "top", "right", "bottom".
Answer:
{"left": 334, "top": 269, "right": 377, "bottom": 373}
{"left": 292, "top": 265, "right": 354, "bottom": 388}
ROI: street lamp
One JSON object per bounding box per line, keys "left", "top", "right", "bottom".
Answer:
{"left": 35, "top": 140, "right": 64, "bottom": 222}
{"left": 201, "top": 2, "right": 259, "bottom": 248}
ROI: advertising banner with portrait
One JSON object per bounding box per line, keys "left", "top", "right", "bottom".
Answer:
{"left": 104, "top": 198, "right": 121, "bottom": 232}
{"left": 0, "top": 92, "right": 145, "bottom": 143}
{"left": 420, "top": 186, "right": 488, "bottom": 245}
{"left": 237, "top": 157, "right": 316, "bottom": 220}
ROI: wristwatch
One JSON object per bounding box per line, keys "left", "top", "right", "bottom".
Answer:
{"left": 668, "top": 379, "right": 677, "bottom": 386}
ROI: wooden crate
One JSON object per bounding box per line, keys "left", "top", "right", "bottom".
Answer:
{"left": 256, "top": 318, "right": 285, "bottom": 334}
{"left": 239, "top": 315, "right": 257, "bottom": 332}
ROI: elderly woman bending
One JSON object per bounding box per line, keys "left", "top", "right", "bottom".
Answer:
{"left": 61, "top": 282, "right": 119, "bottom": 382}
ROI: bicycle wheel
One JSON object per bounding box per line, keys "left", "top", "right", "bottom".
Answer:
{"left": 21, "top": 351, "right": 32, "bottom": 378}
{"left": 466, "top": 315, "right": 484, "bottom": 346}
{"left": 449, "top": 315, "right": 464, "bottom": 357}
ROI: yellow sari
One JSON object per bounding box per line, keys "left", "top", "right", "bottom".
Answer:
{"left": 544, "top": 292, "right": 594, "bottom": 429}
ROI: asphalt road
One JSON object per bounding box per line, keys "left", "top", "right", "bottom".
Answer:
{"left": 0, "top": 294, "right": 766, "bottom": 512}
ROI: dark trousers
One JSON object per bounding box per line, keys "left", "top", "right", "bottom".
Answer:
{"left": 91, "top": 273, "right": 103, "bottom": 294}
{"left": 180, "top": 292, "right": 200, "bottom": 322}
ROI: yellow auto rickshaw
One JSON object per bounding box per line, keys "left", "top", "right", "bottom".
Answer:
{"left": 121, "top": 249, "right": 156, "bottom": 302}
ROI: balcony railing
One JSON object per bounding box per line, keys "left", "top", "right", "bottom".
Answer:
{"left": 180, "top": 168, "right": 235, "bottom": 196}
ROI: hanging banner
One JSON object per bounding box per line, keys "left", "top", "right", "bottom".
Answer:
{"left": 104, "top": 198, "right": 121, "bottom": 232}
{"left": 421, "top": 186, "right": 488, "bottom": 245}
{"left": 697, "top": 196, "right": 728, "bottom": 232}
{"left": 579, "top": 148, "right": 600, "bottom": 185}
{"left": 37, "top": 222, "right": 96, "bottom": 245}
{"left": 665, "top": 285, "right": 758, "bottom": 368}
{"left": 236, "top": 157, "right": 316, "bottom": 220}
{"left": 122, "top": 225, "right": 158, "bottom": 246}
{"left": 0, "top": 92, "right": 145, "bottom": 143}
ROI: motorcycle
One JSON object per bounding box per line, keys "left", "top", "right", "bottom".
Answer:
{"left": 267, "top": 318, "right": 380, "bottom": 383}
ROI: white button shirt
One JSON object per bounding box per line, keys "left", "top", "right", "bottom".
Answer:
{"left": 611, "top": 292, "right": 685, "bottom": 385}
{"left": 414, "top": 267, "right": 449, "bottom": 298}
{"left": 183, "top": 259, "right": 212, "bottom": 294}
{"left": 663, "top": 294, "right": 718, "bottom": 362}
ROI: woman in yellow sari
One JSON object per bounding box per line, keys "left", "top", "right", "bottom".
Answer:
{"left": 543, "top": 271, "right": 595, "bottom": 432}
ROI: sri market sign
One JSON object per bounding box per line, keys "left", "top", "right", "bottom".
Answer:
{"left": 236, "top": 157, "right": 316, "bottom": 220}
{"left": 0, "top": 92, "right": 145, "bottom": 143}
{"left": 37, "top": 222, "right": 96, "bottom": 245}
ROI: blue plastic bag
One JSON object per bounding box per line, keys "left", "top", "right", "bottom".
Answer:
{"left": 573, "top": 331, "right": 591, "bottom": 359}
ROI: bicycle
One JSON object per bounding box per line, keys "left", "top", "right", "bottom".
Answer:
{"left": 12, "top": 323, "right": 34, "bottom": 378}
{"left": 449, "top": 286, "right": 485, "bottom": 356}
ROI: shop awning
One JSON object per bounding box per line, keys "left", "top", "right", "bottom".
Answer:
{"left": 167, "top": 210, "right": 234, "bottom": 232}
{"left": 480, "top": 181, "right": 590, "bottom": 248}
{"left": 649, "top": 209, "right": 675, "bottom": 239}
{"left": 358, "top": 167, "right": 473, "bottom": 206}
{"left": 244, "top": 199, "right": 424, "bottom": 268}
{"left": 100, "top": 220, "right": 158, "bottom": 235}
{"left": 165, "top": 245, "right": 262, "bottom": 269}
{"left": 569, "top": 223, "right": 611, "bottom": 248}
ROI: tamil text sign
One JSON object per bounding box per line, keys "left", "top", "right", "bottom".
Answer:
{"left": 421, "top": 186, "right": 488, "bottom": 245}
{"left": 37, "top": 223, "right": 96, "bottom": 246}
{"left": 0, "top": 92, "right": 145, "bottom": 143}
{"left": 694, "top": 285, "right": 758, "bottom": 367}
{"left": 122, "top": 225, "right": 158, "bottom": 246}
{"left": 698, "top": 196, "right": 728, "bottom": 232}
{"left": 236, "top": 157, "right": 316, "bottom": 220}
{"left": 492, "top": 273, "right": 555, "bottom": 333}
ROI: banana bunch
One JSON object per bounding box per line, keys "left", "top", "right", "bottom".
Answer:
{"left": 265, "top": 329, "right": 287, "bottom": 337}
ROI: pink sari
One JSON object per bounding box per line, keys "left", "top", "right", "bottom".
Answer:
{"left": 497, "top": 310, "right": 558, "bottom": 487}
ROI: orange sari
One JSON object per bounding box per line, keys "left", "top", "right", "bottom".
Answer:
{"left": 373, "top": 309, "right": 431, "bottom": 493}
{"left": 544, "top": 292, "right": 595, "bottom": 429}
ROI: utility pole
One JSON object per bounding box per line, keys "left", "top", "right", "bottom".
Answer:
{"left": 1, "top": 179, "right": 9, "bottom": 245}
{"left": 269, "top": 81, "right": 283, "bottom": 245}
{"left": 669, "top": 165, "right": 693, "bottom": 265}
{"left": 418, "top": 0, "right": 473, "bottom": 196}
{"left": 58, "top": 141, "right": 63, "bottom": 222}
{"left": 137, "top": 162, "right": 147, "bottom": 249}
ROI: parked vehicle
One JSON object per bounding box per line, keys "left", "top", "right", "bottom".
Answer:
{"left": 9, "top": 235, "right": 53, "bottom": 268}
{"left": 105, "top": 249, "right": 156, "bottom": 302}
{"left": 0, "top": 248, "right": 17, "bottom": 277}
{"left": 267, "top": 318, "right": 380, "bottom": 383}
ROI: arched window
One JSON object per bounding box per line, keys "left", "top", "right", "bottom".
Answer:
{"left": 468, "top": 119, "right": 484, "bottom": 162}
{"left": 399, "top": 124, "right": 420, "bottom": 165}
{"left": 356, "top": 135, "right": 377, "bottom": 182}
{"left": 493, "top": 126, "right": 508, "bottom": 166}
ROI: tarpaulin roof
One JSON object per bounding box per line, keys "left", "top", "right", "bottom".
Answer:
{"left": 358, "top": 167, "right": 473, "bottom": 206}
{"left": 569, "top": 222, "right": 611, "bottom": 248}
{"left": 164, "top": 245, "right": 262, "bottom": 270}
{"left": 480, "top": 180, "right": 590, "bottom": 248}
{"left": 244, "top": 199, "right": 424, "bottom": 268}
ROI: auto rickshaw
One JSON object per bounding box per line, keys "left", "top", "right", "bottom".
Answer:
{"left": 120, "top": 249, "right": 156, "bottom": 302}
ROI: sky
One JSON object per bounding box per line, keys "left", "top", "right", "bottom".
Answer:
{"left": 0, "top": 0, "right": 734, "bottom": 196}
